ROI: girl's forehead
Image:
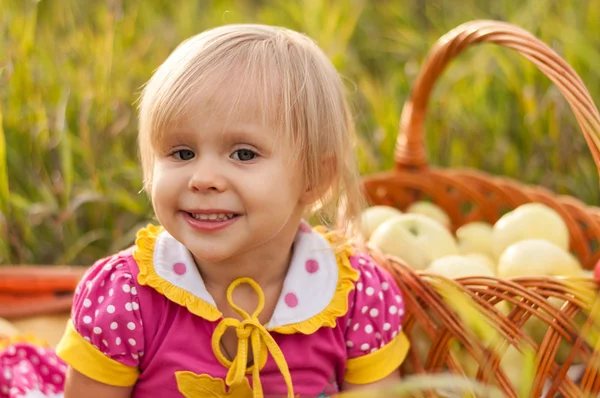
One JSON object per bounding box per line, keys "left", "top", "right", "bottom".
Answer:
{"left": 160, "top": 83, "right": 288, "bottom": 152}
{"left": 182, "top": 69, "right": 280, "bottom": 129}
{"left": 150, "top": 55, "right": 290, "bottom": 148}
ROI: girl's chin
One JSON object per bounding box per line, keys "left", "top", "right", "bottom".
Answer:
{"left": 186, "top": 247, "right": 236, "bottom": 265}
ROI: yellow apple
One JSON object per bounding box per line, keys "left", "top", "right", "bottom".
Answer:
{"left": 369, "top": 214, "right": 459, "bottom": 270}
{"left": 465, "top": 253, "right": 496, "bottom": 274}
{"left": 522, "top": 297, "right": 565, "bottom": 356}
{"left": 406, "top": 201, "right": 451, "bottom": 229}
{"left": 497, "top": 239, "right": 582, "bottom": 278}
{"left": 456, "top": 221, "right": 494, "bottom": 258}
{"left": 495, "top": 300, "right": 511, "bottom": 316}
{"left": 522, "top": 294, "right": 599, "bottom": 365}
{"left": 408, "top": 322, "right": 431, "bottom": 365}
{"left": 426, "top": 255, "right": 495, "bottom": 279}
{"left": 581, "top": 269, "right": 594, "bottom": 278}
{"left": 492, "top": 203, "right": 570, "bottom": 259}
{"left": 400, "top": 317, "right": 437, "bottom": 376}
{"left": 360, "top": 205, "right": 403, "bottom": 240}
{"left": 500, "top": 344, "right": 531, "bottom": 392}
{"left": 457, "top": 347, "right": 481, "bottom": 379}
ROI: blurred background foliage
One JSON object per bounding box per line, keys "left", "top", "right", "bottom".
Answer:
{"left": 1, "top": 0, "right": 599, "bottom": 265}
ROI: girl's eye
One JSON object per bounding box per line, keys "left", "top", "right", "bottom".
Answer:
{"left": 231, "top": 149, "right": 257, "bottom": 162}
{"left": 173, "top": 149, "right": 195, "bottom": 161}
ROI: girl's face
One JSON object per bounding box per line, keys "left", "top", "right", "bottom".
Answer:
{"left": 150, "top": 80, "right": 312, "bottom": 268}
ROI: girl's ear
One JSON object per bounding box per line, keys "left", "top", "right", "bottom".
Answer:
{"left": 299, "top": 156, "right": 337, "bottom": 205}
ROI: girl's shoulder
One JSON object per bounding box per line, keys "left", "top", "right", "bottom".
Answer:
{"left": 315, "top": 226, "right": 404, "bottom": 310}
{"left": 77, "top": 248, "right": 140, "bottom": 293}
{"left": 69, "top": 248, "right": 144, "bottom": 343}
{"left": 347, "top": 250, "right": 404, "bottom": 308}
{"left": 313, "top": 228, "right": 410, "bottom": 384}
{"left": 71, "top": 248, "right": 144, "bottom": 318}
{"left": 342, "top": 249, "right": 410, "bottom": 385}
{"left": 345, "top": 249, "right": 406, "bottom": 336}
{"left": 55, "top": 248, "right": 145, "bottom": 387}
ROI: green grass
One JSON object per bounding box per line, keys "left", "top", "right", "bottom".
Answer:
{"left": 1, "top": 0, "right": 600, "bottom": 265}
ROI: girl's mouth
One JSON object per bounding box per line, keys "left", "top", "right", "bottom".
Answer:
{"left": 187, "top": 212, "right": 237, "bottom": 221}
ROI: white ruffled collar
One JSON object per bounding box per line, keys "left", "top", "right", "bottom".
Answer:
{"left": 149, "top": 222, "right": 339, "bottom": 329}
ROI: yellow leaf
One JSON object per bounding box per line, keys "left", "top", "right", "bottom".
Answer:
{"left": 175, "top": 372, "right": 254, "bottom": 398}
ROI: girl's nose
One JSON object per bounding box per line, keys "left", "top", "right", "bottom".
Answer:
{"left": 187, "top": 158, "right": 228, "bottom": 193}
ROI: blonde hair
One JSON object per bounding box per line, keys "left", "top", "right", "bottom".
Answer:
{"left": 138, "top": 24, "right": 365, "bottom": 234}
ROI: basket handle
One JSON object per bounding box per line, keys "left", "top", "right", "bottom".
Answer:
{"left": 395, "top": 19, "right": 600, "bottom": 171}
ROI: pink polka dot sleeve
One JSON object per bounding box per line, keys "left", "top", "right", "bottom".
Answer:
{"left": 345, "top": 253, "right": 406, "bottom": 358}
{"left": 69, "top": 254, "right": 144, "bottom": 366}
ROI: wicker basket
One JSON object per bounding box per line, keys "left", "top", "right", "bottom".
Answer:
{"left": 362, "top": 20, "right": 600, "bottom": 397}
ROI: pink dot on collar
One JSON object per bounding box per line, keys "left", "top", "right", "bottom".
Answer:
{"left": 305, "top": 259, "right": 319, "bottom": 273}
{"left": 284, "top": 292, "right": 298, "bottom": 308}
{"left": 173, "top": 262, "right": 187, "bottom": 275}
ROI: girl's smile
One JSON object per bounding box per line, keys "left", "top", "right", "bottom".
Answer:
{"left": 182, "top": 210, "right": 241, "bottom": 232}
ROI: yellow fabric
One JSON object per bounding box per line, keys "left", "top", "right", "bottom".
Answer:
{"left": 269, "top": 228, "right": 360, "bottom": 335}
{"left": 211, "top": 278, "right": 294, "bottom": 398}
{"left": 175, "top": 372, "right": 254, "bottom": 397}
{"left": 133, "top": 224, "right": 360, "bottom": 335}
{"left": 344, "top": 331, "right": 410, "bottom": 385}
{"left": 55, "top": 320, "right": 139, "bottom": 387}
{"left": 134, "top": 224, "right": 222, "bottom": 321}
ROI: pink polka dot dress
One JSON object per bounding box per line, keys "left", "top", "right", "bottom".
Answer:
{"left": 54, "top": 223, "right": 409, "bottom": 397}
{"left": 0, "top": 338, "right": 66, "bottom": 398}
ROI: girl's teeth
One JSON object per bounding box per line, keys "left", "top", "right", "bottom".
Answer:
{"left": 191, "top": 213, "right": 235, "bottom": 221}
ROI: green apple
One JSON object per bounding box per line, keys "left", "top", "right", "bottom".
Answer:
{"left": 497, "top": 239, "right": 582, "bottom": 278}
{"left": 360, "top": 205, "right": 403, "bottom": 240}
{"left": 406, "top": 201, "right": 451, "bottom": 229}
{"left": 456, "top": 221, "right": 494, "bottom": 258}
{"left": 492, "top": 203, "right": 570, "bottom": 259}
{"left": 369, "top": 214, "right": 459, "bottom": 270}
{"left": 426, "top": 255, "right": 495, "bottom": 278}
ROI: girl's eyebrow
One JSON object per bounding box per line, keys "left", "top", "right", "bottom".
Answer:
{"left": 164, "top": 122, "right": 274, "bottom": 147}
{"left": 219, "top": 124, "right": 271, "bottom": 144}
{"left": 162, "top": 128, "right": 197, "bottom": 141}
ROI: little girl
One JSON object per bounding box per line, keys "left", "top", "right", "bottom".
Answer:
{"left": 55, "top": 24, "right": 409, "bottom": 397}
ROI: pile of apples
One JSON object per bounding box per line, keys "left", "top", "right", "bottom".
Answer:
{"left": 364, "top": 201, "right": 597, "bottom": 386}
{"left": 363, "top": 201, "right": 592, "bottom": 280}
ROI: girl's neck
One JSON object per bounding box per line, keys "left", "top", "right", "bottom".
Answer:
{"left": 200, "top": 247, "right": 293, "bottom": 292}
{"left": 195, "top": 225, "right": 298, "bottom": 293}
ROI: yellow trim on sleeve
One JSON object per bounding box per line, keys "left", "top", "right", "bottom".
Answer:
{"left": 344, "top": 331, "right": 410, "bottom": 385}
{"left": 55, "top": 320, "right": 139, "bottom": 387}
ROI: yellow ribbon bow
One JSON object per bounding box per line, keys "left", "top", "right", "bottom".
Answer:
{"left": 211, "top": 277, "right": 294, "bottom": 398}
